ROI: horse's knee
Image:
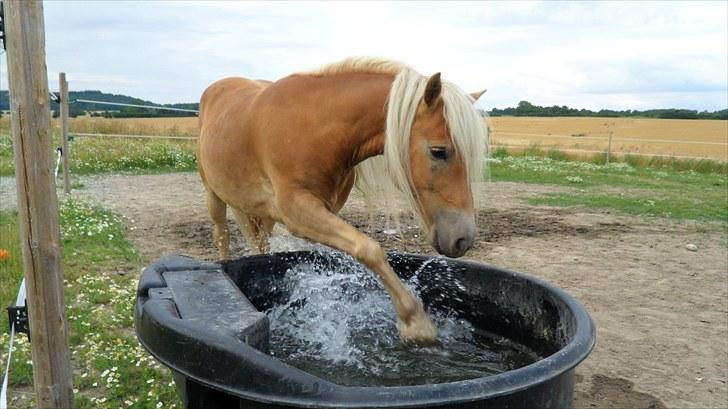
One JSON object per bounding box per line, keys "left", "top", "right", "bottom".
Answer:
{"left": 353, "top": 238, "right": 387, "bottom": 270}
{"left": 279, "top": 208, "right": 311, "bottom": 239}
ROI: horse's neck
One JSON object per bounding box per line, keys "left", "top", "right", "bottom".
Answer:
{"left": 324, "top": 72, "right": 391, "bottom": 167}
{"left": 351, "top": 128, "right": 385, "bottom": 166}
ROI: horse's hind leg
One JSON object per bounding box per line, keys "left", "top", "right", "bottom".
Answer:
{"left": 206, "top": 189, "right": 230, "bottom": 259}
{"left": 231, "top": 209, "right": 274, "bottom": 255}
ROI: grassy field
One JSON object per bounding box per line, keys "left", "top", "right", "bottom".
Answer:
{"left": 0, "top": 200, "right": 180, "bottom": 409}
{"left": 488, "top": 151, "right": 727, "bottom": 223}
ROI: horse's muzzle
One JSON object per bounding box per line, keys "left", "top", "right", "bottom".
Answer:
{"left": 431, "top": 210, "right": 476, "bottom": 258}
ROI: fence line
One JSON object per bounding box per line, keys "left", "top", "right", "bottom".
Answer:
{"left": 72, "top": 132, "right": 196, "bottom": 140}
{"left": 490, "top": 143, "right": 723, "bottom": 161}
{"left": 71, "top": 131, "right": 726, "bottom": 147}
{"left": 67, "top": 133, "right": 724, "bottom": 158}
{"left": 492, "top": 131, "right": 728, "bottom": 146}
{"left": 3, "top": 131, "right": 718, "bottom": 161}
{"left": 608, "top": 137, "right": 727, "bottom": 146}
{"left": 72, "top": 98, "right": 199, "bottom": 114}
{"left": 493, "top": 131, "right": 606, "bottom": 140}
{"left": 1, "top": 131, "right": 723, "bottom": 162}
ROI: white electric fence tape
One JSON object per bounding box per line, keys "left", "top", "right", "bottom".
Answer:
{"left": 0, "top": 279, "right": 27, "bottom": 409}
{"left": 54, "top": 148, "right": 62, "bottom": 179}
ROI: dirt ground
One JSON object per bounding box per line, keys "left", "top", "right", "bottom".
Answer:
{"left": 1, "top": 172, "right": 726, "bottom": 408}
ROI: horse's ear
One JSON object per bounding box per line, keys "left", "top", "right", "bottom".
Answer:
{"left": 470, "top": 89, "right": 487, "bottom": 101}
{"left": 424, "top": 72, "right": 442, "bottom": 107}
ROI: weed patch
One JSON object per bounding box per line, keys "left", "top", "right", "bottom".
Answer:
{"left": 0, "top": 133, "right": 197, "bottom": 176}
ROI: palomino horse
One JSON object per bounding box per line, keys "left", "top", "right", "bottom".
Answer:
{"left": 197, "top": 58, "right": 487, "bottom": 344}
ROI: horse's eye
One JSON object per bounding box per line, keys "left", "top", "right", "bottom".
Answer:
{"left": 429, "top": 147, "right": 449, "bottom": 161}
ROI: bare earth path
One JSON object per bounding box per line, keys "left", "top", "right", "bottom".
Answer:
{"left": 1, "top": 172, "right": 726, "bottom": 408}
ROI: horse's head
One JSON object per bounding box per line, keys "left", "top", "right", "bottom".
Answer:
{"left": 355, "top": 67, "right": 487, "bottom": 258}
{"left": 407, "top": 73, "right": 487, "bottom": 258}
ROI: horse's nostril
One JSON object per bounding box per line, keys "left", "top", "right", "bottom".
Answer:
{"left": 455, "top": 237, "right": 469, "bottom": 254}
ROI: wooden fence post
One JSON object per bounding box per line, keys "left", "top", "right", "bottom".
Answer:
{"left": 59, "top": 72, "right": 70, "bottom": 193}
{"left": 4, "top": 1, "right": 74, "bottom": 408}
{"left": 606, "top": 130, "right": 613, "bottom": 164}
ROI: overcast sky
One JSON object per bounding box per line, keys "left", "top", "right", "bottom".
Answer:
{"left": 3, "top": 1, "right": 726, "bottom": 111}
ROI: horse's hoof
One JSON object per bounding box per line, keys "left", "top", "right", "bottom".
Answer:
{"left": 398, "top": 312, "right": 439, "bottom": 346}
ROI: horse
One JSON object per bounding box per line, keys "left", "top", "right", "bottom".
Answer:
{"left": 197, "top": 57, "right": 487, "bottom": 344}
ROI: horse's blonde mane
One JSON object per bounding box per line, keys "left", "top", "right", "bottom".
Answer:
{"left": 336, "top": 58, "right": 488, "bottom": 230}
{"left": 304, "top": 56, "right": 407, "bottom": 77}
{"left": 308, "top": 57, "right": 488, "bottom": 232}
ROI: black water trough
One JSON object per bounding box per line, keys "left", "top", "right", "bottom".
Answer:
{"left": 135, "top": 252, "right": 595, "bottom": 409}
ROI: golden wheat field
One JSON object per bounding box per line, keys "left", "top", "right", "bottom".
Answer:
{"left": 66, "top": 116, "right": 200, "bottom": 137}
{"left": 489, "top": 117, "right": 728, "bottom": 161}
{"left": 82, "top": 116, "right": 728, "bottom": 161}
{"left": 2, "top": 115, "right": 726, "bottom": 161}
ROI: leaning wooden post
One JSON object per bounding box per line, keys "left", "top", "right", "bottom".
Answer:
{"left": 59, "top": 72, "right": 70, "bottom": 194}
{"left": 4, "top": 1, "right": 74, "bottom": 408}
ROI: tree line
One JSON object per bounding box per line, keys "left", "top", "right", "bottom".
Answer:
{"left": 488, "top": 101, "right": 727, "bottom": 120}
{"left": 0, "top": 90, "right": 198, "bottom": 118}
{"left": 1, "top": 91, "right": 725, "bottom": 120}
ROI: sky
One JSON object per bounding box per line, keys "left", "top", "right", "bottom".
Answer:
{"left": 2, "top": 1, "right": 727, "bottom": 111}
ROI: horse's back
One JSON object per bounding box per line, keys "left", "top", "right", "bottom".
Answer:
{"left": 199, "top": 77, "right": 270, "bottom": 128}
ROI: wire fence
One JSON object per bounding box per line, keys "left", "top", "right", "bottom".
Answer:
{"left": 71, "top": 98, "right": 199, "bottom": 114}
{"left": 492, "top": 131, "right": 728, "bottom": 146}
{"left": 489, "top": 143, "right": 724, "bottom": 161}
{"left": 4, "top": 92, "right": 725, "bottom": 163}
{"left": 66, "top": 130, "right": 726, "bottom": 162}
{"left": 72, "top": 132, "right": 196, "bottom": 140}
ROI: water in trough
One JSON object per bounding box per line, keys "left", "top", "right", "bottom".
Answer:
{"left": 263, "top": 246, "right": 541, "bottom": 387}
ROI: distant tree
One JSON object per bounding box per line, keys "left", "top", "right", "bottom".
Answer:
{"left": 515, "top": 101, "right": 534, "bottom": 116}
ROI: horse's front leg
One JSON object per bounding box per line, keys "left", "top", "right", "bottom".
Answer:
{"left": 278, "top": 191, "right": 438, "bottom": 344}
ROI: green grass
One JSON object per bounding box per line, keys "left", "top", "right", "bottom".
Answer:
{"left": 0, "top": 212, "right": 31, "bottom": 386}
{"left": 491, "top": 145, "right": 728, "bottom": 174}
{"left": 0, "top": 133, "right": 197, "bottom": 176}
{"left": 488, "top": 151, "right": 728, "bottom": 223}
{"left": 0, "top": 199, "right": 181, "bottom": 409}
{"left": 0, "top": 211, "right": 23, "bottom": 333}
{"left": 528, "top": 193, "right": 726, "bottom": 222}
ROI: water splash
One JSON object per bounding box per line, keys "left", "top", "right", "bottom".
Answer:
{"left": 268, "top": 235, "right": 316, "bottom": 253}
{"left": 266, "top": 246, "right": 540, "bottom": 386}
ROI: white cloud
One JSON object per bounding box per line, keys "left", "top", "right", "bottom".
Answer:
{"left": 1, "top": 1, "right": 724, "bottom": 111}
